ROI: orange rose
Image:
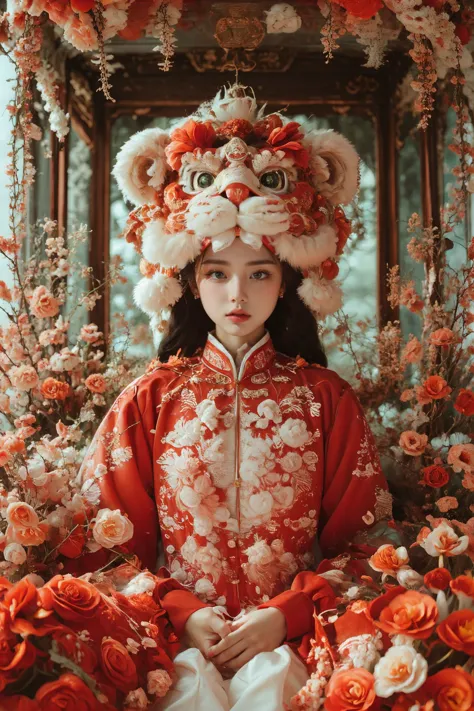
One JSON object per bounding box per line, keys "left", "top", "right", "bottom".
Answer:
{"left": 424, "top": 667, "right": 474, "bottom": 711}
{"left": 7, "top": 522, "right": 48, "bottom": 547}
{"left": 5, "top": 502, "right": 39, "bottom": 529}
{"left": 325, "top": 668, "right": 376, "bottom": 711}
{"left": 84, "top": 374, "right": 106, "bottom": 394}
{"left": 1, "top": 578, "right": 38, "bottom": 621}
{"left": 402, "top": 336, "right": 423, "bottom": 364}
{"left": 39, "top": 575, "right": 102, "bottom": 622}
{"left": 437, "top": 610, "right": 474, "bottom": 655}
{"left": 57, "top": 527, "right": 86, "bottom": 559}
{"left": 373, "top": 590, "right": 438, "bottom": 639}
{"left": 35, "top": 672, "right": 98, "bottom": 710}
{"left": 429, "top": 327, "right": 456, "bottom": 348}
{"left": 454, "top": 389, "right": 474, "bottom": 416}
{"left": 100, "top": 637, "right": 138, "bottom": 692}
{"left": 421, "top": 375, "right": 452, "bottom": 400}
{"left": 399, "top": 430, "right": 428, "bottom": 456}
{"left": 29, "top": 285, "right": 59, "bottom": 319}
{"left": 424, "top": 567, "right": 452, "bottom": 592}
{"left": 422, "top": 464, "right": 450, "bottom": 488}
{"left": 368, "top": 544, "right": 409, "bottom": 575}
{"left": 447, "top": 443, "right": 474, "bottom": 473}
{"left": 40, "top": 377, "right": 69, "bottom": 401}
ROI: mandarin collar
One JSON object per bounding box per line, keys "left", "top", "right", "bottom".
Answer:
{"left": 202, "top": 331, "right": 275, "bottom": 381}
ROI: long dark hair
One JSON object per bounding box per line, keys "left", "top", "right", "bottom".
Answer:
{"left": 157, "top": 259, "right": 327, "bottom": 367}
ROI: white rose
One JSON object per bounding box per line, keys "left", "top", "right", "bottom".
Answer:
{"left": 374, "top": 646, "right": 428, "bottom": 698}
{"left": 4, "top": 542, "right": 27, "bottom": 565}
{"left": 93, "top": 508, "right": 134, "bottom": 548}
{"left": 279, "top": 418, "right": 311, "bottom": 448}
{"left": 265, "top": 3, "right": 302, "bottom": 34}
{"left": 124, "top": 688, "right": 148, "bottom": 709}
{"left": 420, "top": 521, "right": 469, "bottom": 557}
{"left": 280, "top": 452, "right": 303, "bottom": 473}
{"left": 396, "top": 568, "right": 424, "bottom": 589}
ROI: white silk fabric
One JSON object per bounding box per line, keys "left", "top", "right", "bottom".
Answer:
{"left": 153, "top": 645, "right": 308, "bottom": 711}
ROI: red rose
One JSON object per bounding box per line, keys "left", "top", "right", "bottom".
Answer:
{"left": 0, "top": 638, "right": 37, "bottom": 691}
{"left": 35, "top": 673, "right": 98, "bottom": 710}
{"left": 421, "top": 464, "right": 450, "bottom": 488}
{"left": 100, "top": 637, "right": 138, "bottom": 693}
{"left": 332, "top": 0, "right": 383, "bottom": 20}
{"left": 325, "top": 668, "right": 377, "bottom": 711}
{"left": 424, "top": 567, "right": 452, "bottom": 592}
{"left": 454, "top": 388, "right": 474, "bottom": 416}
{"left": 1, "top": 578, "right": 38, "bottom": 621}
{"left": 39, "top": 575, "right": 102, "bottom": 622}
{"left": 57, "top": 528, "right": 86, "bottom": 559}
{"left": 70, "top": 0, "right": 95, "bottom": 11}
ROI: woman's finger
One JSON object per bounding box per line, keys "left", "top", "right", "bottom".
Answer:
{"left": 209, "top": 614, "right": 232, "bottom": 638}
{"left": 212, "top": 638, "right": 247, "bottom": 666}
{"left": 207, "top": 627, "right": 244, "bottom": 657}
{"left": 226, "top": 647, "right": 256, "bottom": 671}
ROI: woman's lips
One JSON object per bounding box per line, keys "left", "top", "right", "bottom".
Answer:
{"left": 226, "top": 314, "right": 250, "bottom": 323}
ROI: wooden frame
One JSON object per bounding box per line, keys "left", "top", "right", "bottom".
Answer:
{"left": 58, "top": 49, "right": 428, "bottom": 340}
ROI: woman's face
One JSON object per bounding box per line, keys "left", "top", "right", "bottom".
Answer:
{"left": 195, "top": 239, "right": 283, "bottom": 349}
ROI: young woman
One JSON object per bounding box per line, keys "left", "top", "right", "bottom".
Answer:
{"left": 79, "top": 85, "right": 391, "bottom": 709}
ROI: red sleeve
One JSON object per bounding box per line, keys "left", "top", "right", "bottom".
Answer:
{"left": 318, "top": 384, "right": 390, "bottom": 558}
{"left": 76, "top": 377, "right": 208, "bottom": 635}
{"left": 259, "top": 381, "right": 390, "bottom": 643}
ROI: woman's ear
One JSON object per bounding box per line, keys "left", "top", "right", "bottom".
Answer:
{"left": 112, "top": 127, "right": 171, "bottom": 206}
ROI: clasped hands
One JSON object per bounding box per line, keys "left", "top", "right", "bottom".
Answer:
{"left": 183, "top": 606, "right": 287, "bottom": 673}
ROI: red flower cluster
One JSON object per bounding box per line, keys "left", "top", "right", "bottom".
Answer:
{"left": 0, "top": 573, "right": 177, "bottom": 708}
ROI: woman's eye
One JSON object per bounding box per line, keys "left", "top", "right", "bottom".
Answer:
{"left": 192, "top": 172, "right": 215, "bottom": 191}
{"left": 260, "top": 170, "right": 287, "bottom": 192}
{"left": 205, "top": 270, "right": 225, "bottom": 280}
{"left": 252, "top": 270, "right": 270, "bottom": 280}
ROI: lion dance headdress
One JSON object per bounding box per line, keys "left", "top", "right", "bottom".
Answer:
{"left": 113, "top": 84, "right": 359, "bottom": 333}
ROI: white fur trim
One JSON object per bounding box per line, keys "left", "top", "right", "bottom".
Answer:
{"left": 113, "top": 128, "right": 170, "bottom": 206}
{"left": 298, "top": 273, "right": 343, "bottom": 318}
{"left": 273, "top": 224, "right": 337, "bottom": 269}
{"left": 134, "top": 273, "right": 182, "bottom": 315}
{"left": 304, "top": 129, "right": 359, "bottom": 205}
{"left": 142, "top": 219, "right": 202, "bottom": 269}
{"left": 186, "top": 195, "right": 238, "bottom": 238}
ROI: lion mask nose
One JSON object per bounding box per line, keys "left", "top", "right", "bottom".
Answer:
{"left": 225, "top": 183, "right": 250, "bottom": 206}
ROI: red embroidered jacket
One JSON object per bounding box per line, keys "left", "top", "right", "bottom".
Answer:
{"left": 80, "top": 332, "right": 391, "bottom": 644}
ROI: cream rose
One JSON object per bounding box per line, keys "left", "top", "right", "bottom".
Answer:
{"left": 420, "top": 521, "right": 469, "bottom": 557}
{"left": 447, "top": 443, "right": 474, "bottom": 473}
{"left": 3, "top": 542, "right": 27, "bottom": 565}
{"left": 93, "top": 508, "right": 134, "bottom": 549}
{"left": 373, "top": 645, "right": 428, "bottom": 697}
{"left": 124, "top": 688, "right": 148, "bottom": 709}
{"left": 10, "top": 365, "right": 39, "bottom": 392}
{"left": 147, "top": 669, "right": 173, "bottom": 698}
{"left": 279, "top": 418, "right": 310, "bottom": 448}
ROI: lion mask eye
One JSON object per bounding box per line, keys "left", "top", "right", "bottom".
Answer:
{"left": 259, "top": 169, "right": 288, "bottom": 193}
{"left": 192, "top": 171, "right": 215, "bottom": 191}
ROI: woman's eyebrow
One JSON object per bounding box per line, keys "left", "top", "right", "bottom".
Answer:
{"left": 202, "top": 259, "right": 275, "bottom": 266}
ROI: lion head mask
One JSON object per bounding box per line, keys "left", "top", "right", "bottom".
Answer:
{"left": 113, "top": 83, "right": 359, "bottom": 332}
